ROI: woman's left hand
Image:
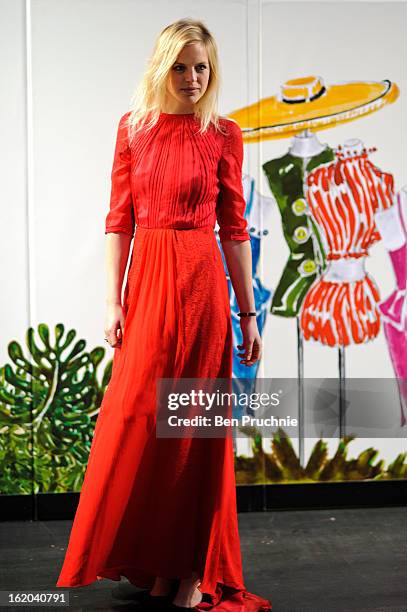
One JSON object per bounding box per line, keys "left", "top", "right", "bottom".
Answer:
{"left": 237, "top": 317, "right": 262, "bottom": 366}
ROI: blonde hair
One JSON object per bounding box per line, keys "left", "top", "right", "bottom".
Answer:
{"left": 125, "top": 18, "right": 226, "bottom": 140}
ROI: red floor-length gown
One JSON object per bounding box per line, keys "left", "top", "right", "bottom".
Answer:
{"left": 56, "top": 110, "right": 272, "bottom": 611}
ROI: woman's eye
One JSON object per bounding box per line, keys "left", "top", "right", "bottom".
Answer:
{"left": 173, "top": 65, "right": 207, "bottom": 71}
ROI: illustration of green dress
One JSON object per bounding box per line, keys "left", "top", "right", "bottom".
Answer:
{"left": 262, "top": 148, "right": 334, "bottom": 317}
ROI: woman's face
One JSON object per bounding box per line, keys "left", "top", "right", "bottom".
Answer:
{"left": 165, "top": 42, "right": 210, "bottom": 112}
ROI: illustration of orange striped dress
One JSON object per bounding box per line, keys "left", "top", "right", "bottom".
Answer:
{"left": 300, "top": 145, "right": 395, "bottom": 347}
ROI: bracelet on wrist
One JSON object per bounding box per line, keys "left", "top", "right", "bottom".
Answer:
{"left": 237, "top": 311, "right": 257, "bottom": 317}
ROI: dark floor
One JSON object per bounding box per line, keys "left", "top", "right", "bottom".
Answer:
{"left": 1, "top": 507, "right": 406, "bottom": 611}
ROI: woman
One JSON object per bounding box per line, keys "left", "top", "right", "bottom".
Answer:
{"left": 56, "top": 17, "right": 271, "bottom": 612}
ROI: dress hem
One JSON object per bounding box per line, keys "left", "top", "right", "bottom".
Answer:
{"left": 56, "top": 568, "right": 272, "bottom": 611}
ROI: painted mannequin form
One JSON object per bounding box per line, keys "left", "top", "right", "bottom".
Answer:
{"left": 288, "top": 129, "right": 327, "bottom": 158}
{"left": 301, "top": 139, "right": 396, "bottom": 346}
{"left": 262, "top": 132, "right": 334, "bottom": 318}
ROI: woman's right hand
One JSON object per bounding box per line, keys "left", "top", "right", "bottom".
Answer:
{"left": 104, "top": 302, "right": 126, "bottom": 348}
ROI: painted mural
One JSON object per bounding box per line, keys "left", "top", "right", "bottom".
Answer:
{"left": 1, "top": 75, "right": 406, "bottom": 495}
{"left": 225, "top": 76, "right": 406, "bottom": 448}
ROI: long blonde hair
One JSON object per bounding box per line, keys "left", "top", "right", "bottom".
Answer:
{"left": 124, "top": 18, "right": 226, "bottom": 141}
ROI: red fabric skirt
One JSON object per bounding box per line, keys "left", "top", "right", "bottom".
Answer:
{"left": 56, "top": 226, "right": 271, "bottom": 612}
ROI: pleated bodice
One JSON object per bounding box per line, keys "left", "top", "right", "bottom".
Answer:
{"left": 105, "top": 111, "right": 250, "bottom": 243}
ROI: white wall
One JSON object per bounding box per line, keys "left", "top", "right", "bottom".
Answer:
{"left": 0, "top": 0, "right": 29, "bottom": 358}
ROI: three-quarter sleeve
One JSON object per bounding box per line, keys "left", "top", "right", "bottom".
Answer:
{"left": 216, "top": 119, "right": 250, "bottom": 243}
{"left": 105, "top": 112, "right": 135, "bottom": 237}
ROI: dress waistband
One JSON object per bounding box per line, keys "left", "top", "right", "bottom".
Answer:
{"left": 136, "top": 224, "right": 214, "bottom": 231}
{"left": 323, "top": 257, "right": 367, "bottom": 283}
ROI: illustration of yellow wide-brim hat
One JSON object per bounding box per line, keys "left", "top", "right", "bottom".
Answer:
{"left": 227, "top": 76, "right": 399, "bottom": 143}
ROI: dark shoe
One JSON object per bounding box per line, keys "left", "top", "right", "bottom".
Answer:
{"left": 169, "top": 584, "right": 204, "bottom": 611}
{"left": 147, "top": 579, "right": 180, "bottom": 609}
{"left": 113, "top": 589, "right": 172, "bottom": 608}
{"left": 169, "top": 592, "right": 204, "bottom": 611}
{"left": 144, "top": 594, "right": 174, "bottom": 611}
{"left": 112, "top": 581, "right": 179, "bottom": 610}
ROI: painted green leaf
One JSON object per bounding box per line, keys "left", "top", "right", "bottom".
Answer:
{"left": 0, "top": 323, "right": 112, "bottom": 494}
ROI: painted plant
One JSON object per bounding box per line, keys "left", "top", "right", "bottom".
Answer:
{"left": 0, "top": 323, "right": 111, "bottom": 494}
